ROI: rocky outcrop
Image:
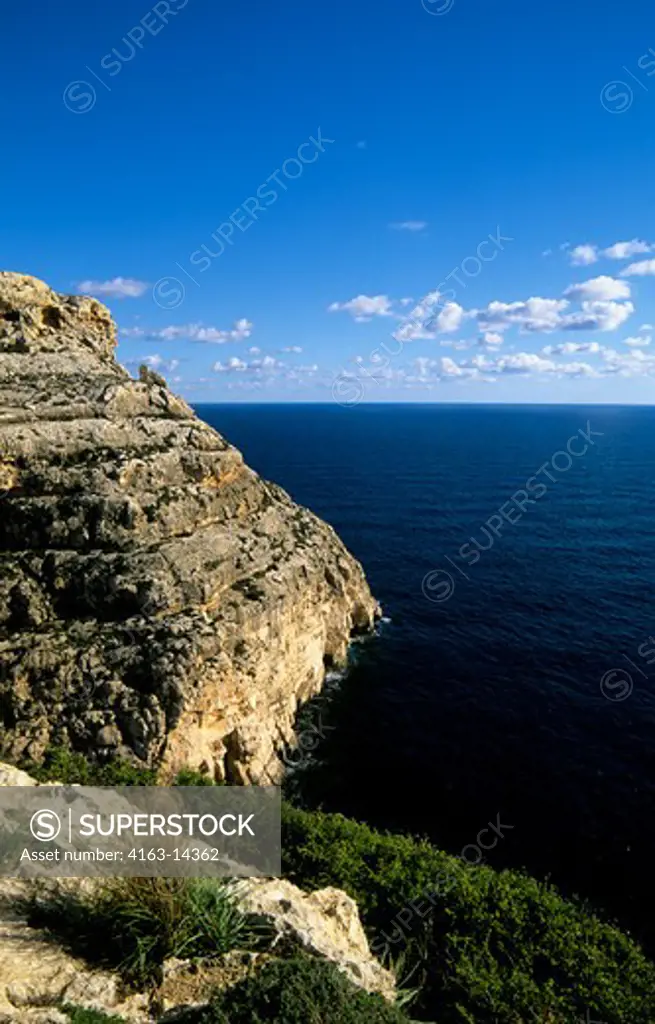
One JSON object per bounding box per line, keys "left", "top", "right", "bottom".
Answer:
{"left": 0, "top": 763, "right": 37, "bottom": 787}
{"left": 233, "top": 878, "right": 396, "bottom": 1001}
{"left": 0, "top": 272, "right": 378, "bottom": 782}
{"left": 0, "top": 879, "right": 149, "bottom": 1022}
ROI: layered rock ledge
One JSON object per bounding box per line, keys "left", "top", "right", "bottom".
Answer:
{"left": 0, "top": 272, "right": 378, "bottom": 782}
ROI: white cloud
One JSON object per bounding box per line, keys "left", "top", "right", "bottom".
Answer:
{"left": 213, "top": 354, "right": 290, "bottom": 376}
{"left": 640, "top": 323, "right": 653, "bottom": 331}
{"left": 78, "top": 277, "right": 148, "bottom": 299}
{"left": 389, "top": 221, "right": 427, "bottom": 232}
{"left": 281, "top": 345, "right": 303, "bottom": 353}
{"left": 143, "top": 320, "right": 253, "bottom": 344}
{"left": 407, "top": 350, "right": 599, "bottom": 383}
{"left": 213, "top": 356, "right": 248, "bottom": 372}
{"left": 604, "top": 239, "right": 652, "bottom": 259}
{"left": 480, "top": 351, "right": 599, "bottom": 377}
{"left": 624, "top": 335, "right": 651, "bottom": 347}
{"left": 560, "top": 300, "right": 634, "bottom": 332}
{"left": 601, "top": 347, "right": 655, "bottom": 376}
{"left": 568, "top": 240, "right": 652, "bottom": 267}
{"left": 490, "top": 352, "right": 559, "bottom": 374}
{"left": 620, "top": 259, "right": 655, "bottom": 277}
{"left": 439, "top": 356, "right": 468, "bottom": 377}
{"left": 476, "top": 297, "right": 568, "bottom": 333}
{"left": 399, "top": 297, "right": 414, "bottom": 306}
{"left": 569, "top": 244, "right": 599, "bottom": 267}
{"left": 328, "top": 294, "right": 393, "bottom": 321}
{"left": 480, "top": 331, "right": 503, "bottom": 347}
{"left": 432, "top": 301, "right": 466, "bottom": 333}
{"left": 143, "top": 354, "right": 179, "bottom": 372}
{"left": 542, "top": 341, "right": 603, "bottom": 355}
{"left": 564, "top": 276, "right": 631, "bottom": 302}
{"left": 391, "top": 299, "right": 467, "bottom": 341}
{"left": 392, "top": 322, "right": 432, "bottom": 342}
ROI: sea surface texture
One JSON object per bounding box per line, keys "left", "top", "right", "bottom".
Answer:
{"left": 196, "top": 403, "right": 655, "bottom": 950}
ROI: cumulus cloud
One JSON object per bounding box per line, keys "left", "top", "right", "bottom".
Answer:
{"left": 568, "top": 240, "right": 652, "bottom": 266}
{"left": 407, "top": 350, "right": 600, "bottom": 384}
{"left": 328, "top": 294, "right": 394, "bottom": 321}
{"left": 569, "top": 244, "right": 598, "bottom": 267}
{"left": 542, "top": 341, "right": 603, "bottom": 355}
{"left": 620, "top": 259, "right": 655, "bottom": 277}
{"left": 477, "top": 331, "right": 504, "bottom": 348}
{"left": 476, "top": 294, "right": 632, "bottom": 335}
{"left": 213, "top": 354, "right": 282, "bottom": 374}
{"left": 476, "top": 297, "right": 569, "bottom": 333}
{"left": 389, "top": 221, "right": 427, "bottom": 232}
{"left": 560, "top": 300, "right": 634, "bottom": 332}
{"left": 134, "top": 320, "right": 253, "bottom": 344}
{"left": 431, "top": 301, "right": 466, "bottom": 333}
{"left": 281, "top": 345, "right": 303, "bottom": 353}
{"left": 623, "top": 335, "right": 651, "bottom": 347}
{"left": 601, "top": 347, "right": 655, "bottom": 376}
{"left": 604, "top": 239, "right": 652, "bottom": 259}
{"left": 563, "top": 276, "right": 631, "bottom": 302}
{"left": 78, "top": 277, "right": 149, "bottom": 299}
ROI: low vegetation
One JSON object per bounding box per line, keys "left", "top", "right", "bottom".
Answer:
{"left": 16, "top": 748, "right": 655, "bottom": 1021}
{"left": 62, "top": 1009, "right": 127, "bottom": 1024}
{"left": 282, "top": 803, "right": 655, "bottom": 1024}
{"left": 25, "top": 877, "right": 253, "bottom": 987}
{"left": 171, "top": 954, "right": 412, "bottom": 1023}
{"left": 26, "top": 746, "right": 157, "bottom": 786}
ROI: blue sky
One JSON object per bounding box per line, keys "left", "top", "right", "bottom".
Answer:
{"left": 3, "top": 0, "right": 655, "bottom": 402}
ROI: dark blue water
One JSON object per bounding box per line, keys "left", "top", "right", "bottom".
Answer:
{"left": 196, "top": 403, "right": 655, "bottom": 948}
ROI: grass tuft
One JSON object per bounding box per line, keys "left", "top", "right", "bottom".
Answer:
{"left": 25, "top": 877, "right": 252, "bottom": 987}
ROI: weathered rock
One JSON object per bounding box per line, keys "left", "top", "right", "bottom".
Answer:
{"left": 233, "top": 878, "right": 396, "bottom": 1000}
{"left": 0, "top": 878, "right": 149, "bottom": 1021}
{"left": 0, "top": 763, "right": 37, "bottom": 786}
{"left": 0, "top": 272, "right": 378, "bottom": 782}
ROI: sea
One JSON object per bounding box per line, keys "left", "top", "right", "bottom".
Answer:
{"left": 196, "top": 403, "right": 655, "bottom": 951}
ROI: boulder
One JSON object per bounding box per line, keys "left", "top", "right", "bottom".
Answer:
{"left": 233, "top": 877, "right": 396, "bottom": 1001}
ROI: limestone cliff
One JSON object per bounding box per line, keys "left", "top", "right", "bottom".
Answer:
{"left": 0, "top": 272, "right": 378, "bottom": 782}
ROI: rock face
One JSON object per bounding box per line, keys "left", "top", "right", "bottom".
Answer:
{"left": 233, "top": 878, "right": 396, "bottom": 1001}
{"left": 0, "top": 272, "right": 378, "bottom": 782}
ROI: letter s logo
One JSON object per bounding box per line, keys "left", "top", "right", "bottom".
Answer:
{"left": 30, "top": 809, "right": 61, "bottom": 842}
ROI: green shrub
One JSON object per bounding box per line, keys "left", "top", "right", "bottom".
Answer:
{"left": 26, "top": 746, "right": 157, "bottom": 786}
{"left": 174, "top": 767, "right": 220, "bottom": 786}
{"left": 63, "top": 1008, "right": 126, "bottom": 1023}
{"left": 172, "top": 954, "right": 411, "bottom": 1023}
{"left": 282, "top": 804, "right": 655, "bottom": 1024}
{"left": 26, "top": 747, "right": 220, "bottom": 787}
{"left": 25, "top": 877, "right": 251, "bottom": 987}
